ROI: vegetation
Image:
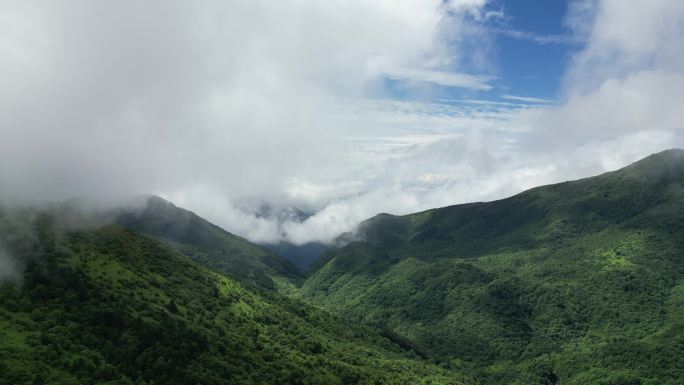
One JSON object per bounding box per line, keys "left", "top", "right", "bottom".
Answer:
{"left": 113, "top": 195, "right": 303, "bottom": 290}
{"left": 2, "top": 149, "right": 683, "bottom": 384}
{"left": 0, "top": 211, "right": 468, "bottom": 384}
{"left": 300, "top": 149, "right": 684, "bottom": 385}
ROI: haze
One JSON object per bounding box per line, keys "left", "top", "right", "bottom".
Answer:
{"left": 1, "top": 0, "right": 683, "bottom": 245}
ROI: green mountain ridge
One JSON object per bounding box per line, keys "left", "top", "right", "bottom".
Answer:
{"left": 300, "top": 149, "right": 684, "bottom": 385}
{"left": 112, "top": 195, "right": 303, "bottom": 290}
{"left": 0, "top": 205, "right": 467, "bottom": 384}
{"left": 2, "top": 149, "right": 683, "bottom": 384}
{"left": 54, "top": 194, "right": 302, "bottom": 290}
{"left": 325, "top": 148, "right": 684, "bottom": 262}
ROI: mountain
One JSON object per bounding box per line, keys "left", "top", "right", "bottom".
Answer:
{"left": 262, "top": 241, "right": 327, "bottom": 271}
{"left": 0, "top": 204, "right": 469, "bottom": 384}
{"left": 3, "top": 150, "right": 683, "bottom": 384}
{"left": 242, "top": 200, "right": 327, "bottom": 270}
{"left": 250, "top": 202, "right": 314, "bottom": 224}
{"left": 300, "top": 149, "right": 684, "bottom": 385}
{"left": 109, "top": 195, "right": 303, "bottom": 291}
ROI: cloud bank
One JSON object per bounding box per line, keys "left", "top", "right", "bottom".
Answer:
{"left": 1, "top": 0, "right": 683, "bottom": 245}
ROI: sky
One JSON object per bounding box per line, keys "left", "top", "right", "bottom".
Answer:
{"left": 1, "top": 0, "right": 683, "bottom": 245}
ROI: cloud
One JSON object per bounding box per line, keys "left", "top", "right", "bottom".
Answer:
{"left": 563, "top": 0, "right": 684, "bottom": 92}
{"left": 278, "top": 129, "right": 680, "bottom": 244}
{"left": 526, "top": 0, "right": 684, "bottom": 139}
{"left": 381, "top": 67, "right": 494, "bottom": 90}
{"left": 0, "top": 247, "right": 22, "bottom": 283}
{"left": 0, "top": 0, "right": 486, "bottom": 200}
{"left": 0, "top": 0, "right": 502, "bottom": 244}
{"left": 500, "top": 95, "right": 554, "bottom": 104}
{"left": 493, "top": 28, "right": 579, "bottom": 45}
{"left": 1, "top": 0, "right": 682, "bottom": 248}
{"left": 269, "top": 0, "right": 684, "bottom": 244}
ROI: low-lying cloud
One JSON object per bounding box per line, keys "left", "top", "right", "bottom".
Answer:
{"left": 0, "top": 247, "right": 22, "bottom": 283}
{"left": 1, "top": 1, "right": 683, "bottom": 246}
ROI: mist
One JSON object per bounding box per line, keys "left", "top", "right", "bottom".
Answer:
{"left": 1, "top": 1, "right": 683, "bottom": 246}
{"left": 0, "top": 247, "right": 22, "bottom": 283}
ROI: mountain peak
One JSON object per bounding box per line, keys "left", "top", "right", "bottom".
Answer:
{"left": 618, "top": 148, "right": 684, "bottom": 181}
{"left": 641, "top": 148, "right": 684, "bottom": 162}
{"left": 635, "top": 148, "right": 684, "bottom": 164}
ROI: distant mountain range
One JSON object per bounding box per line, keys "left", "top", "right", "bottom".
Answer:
{"left": 235, "top": 199, "right": 327, "bottom": 270}
{"left": 1, "top": 149, "right": 683, "bottom": 384}
{"left": 261, "top": 241, "right": 326, "bottom": 271}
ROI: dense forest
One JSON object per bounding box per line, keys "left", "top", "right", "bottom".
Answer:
{"left": 0, "top": 209, "right": 467, "bottom": 384}
{"left": 300, "top": 149, "right": 684, "bottom": 385}
{"left": 1, "top": 150, "right": 683, "bottom": 384}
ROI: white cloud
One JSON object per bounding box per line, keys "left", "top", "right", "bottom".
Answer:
{"left": 524, "top": 0, "right": 684, "bottom": 142}
{"left": 381, "top": 67, "right": 493, "bottom": 90}
{"left": 501, "top": 95, "right": 554, "bottom": 104}
{"left": 0, "top": 0, "right": 486, "bottom": 201}
{"left": 264, "top": 0, "right": 684, "bottom": 244}
{"left": 1, "top": 0, "right": 683, "bottom": 248}
{"left": 564, "top": 0, "right": 684, "bottom": 92}
{"left": 271, "top": 129, "right": 680, "bottom": 245}
{"left": 493, "top": 29, "right": 578, "bottom": 45}
{"left": 0, "top": 0, "right": 502, "bottom": 244}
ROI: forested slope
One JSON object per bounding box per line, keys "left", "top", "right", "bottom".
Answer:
{"left": 67, "top": 195, "right": 303, "bottom": 290}
{"left": 0, "top": 207, "right": 468, "bottom": 385}
{"left": 301, "top": 149, "right": 684, "bottom": 385}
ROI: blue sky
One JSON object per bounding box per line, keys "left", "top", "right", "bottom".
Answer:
{"left": 492, "top": 0, "right": 577, "bottom": 100}
{"left": 380, "top": 0, "right": 580, "bottom": 104}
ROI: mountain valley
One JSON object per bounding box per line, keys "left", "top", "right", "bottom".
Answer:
{"left": 2, "top": 150, "right": 684, "bottom": 384}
